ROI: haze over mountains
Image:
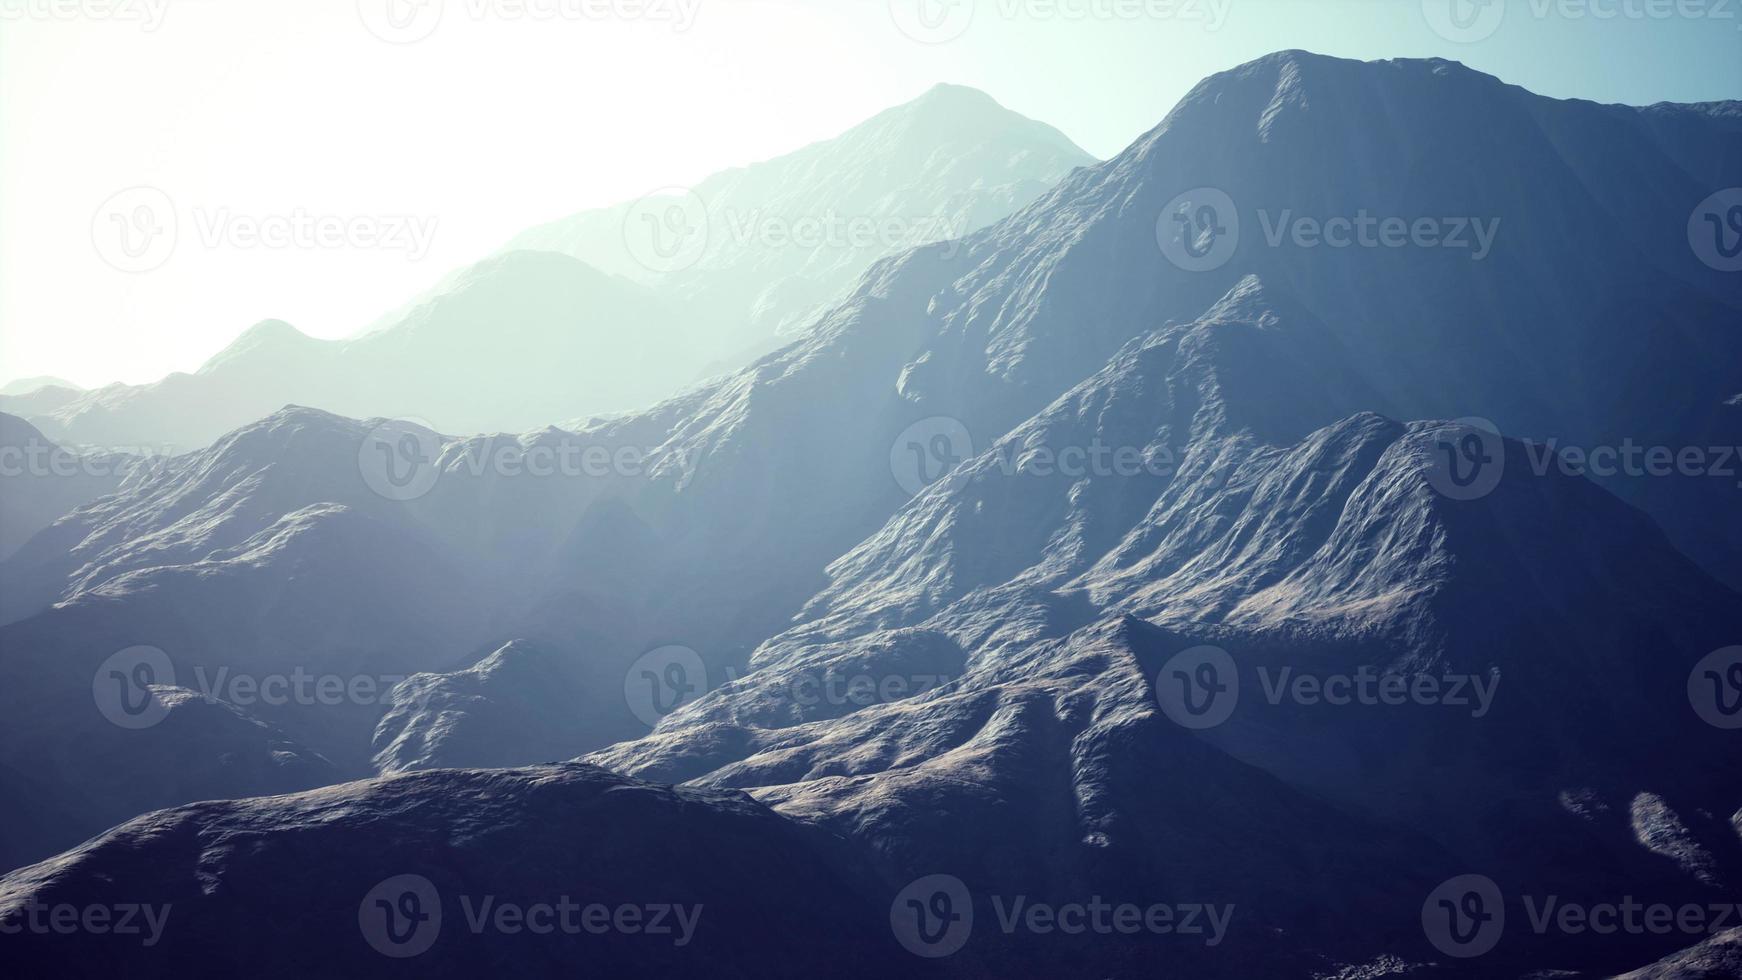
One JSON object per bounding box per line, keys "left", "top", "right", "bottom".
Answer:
{"left": 1, "top": 85, "right": 1091, "bottom": 450}
{"left": 1, "top": 51, "right": 1739, "bottom": 979}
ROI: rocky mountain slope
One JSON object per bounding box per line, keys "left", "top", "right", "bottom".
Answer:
{"left": 0, "top": 413, "right": 149, "bottom": 567}
{"left": 0, "top": 52, "right": 1737, "bottom": 978}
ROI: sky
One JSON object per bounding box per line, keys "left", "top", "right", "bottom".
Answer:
{"left": 1, "top": 0, "right": 1737, "bottom": 388}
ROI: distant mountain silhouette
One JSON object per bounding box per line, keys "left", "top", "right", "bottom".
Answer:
{"left": 2, "top": 53, "right": 1738, "bottom": 978}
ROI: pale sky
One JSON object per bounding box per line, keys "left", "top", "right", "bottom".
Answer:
{"left": 2, "top": 0, "right": 1737, "bottom": 388}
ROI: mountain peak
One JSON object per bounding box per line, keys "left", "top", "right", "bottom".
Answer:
{"left": 907, "top": 81, "right": 999, "bottom": 109}
{"left": 839, "top": 81, "right": 1088, "bottom": 160}
{"left": 0, "top": 375, "right": 82, "bottom": 397}
{"left": 198, "top": 319, "right": 319, "bottom": 375}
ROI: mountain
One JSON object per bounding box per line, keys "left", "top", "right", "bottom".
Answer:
{"left": 0, "top": 52, "right": 1738, "bottom": 977}
{"left": 0, "top": 764, "right": 911, "bottom": 979}
{"left": 0, "top": 377, "right": 85, "bottom": 420}
{"left": 13, "top": 87, "right": 1093, "bottom": 451}
{"left": 0, "top": 413, "right": 148, "bottom": 568}
{"left": 502, "top": 83, "right": 1093, "bottom": 345}
{"left": 0, "top": 376, "right": 81, "bottom": 396}
{"left": 1621, "top": 928, "right": 1742, "bottom": 979}
{"left": 15, "top": 256, "right": 693, "bottom": 449}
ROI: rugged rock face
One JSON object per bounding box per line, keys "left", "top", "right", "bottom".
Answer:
{"left": 372, "top": 640, "right": 598, "bottom": 774}
{"left": 0, "top": 51, "right": 1737, "bottom": 978}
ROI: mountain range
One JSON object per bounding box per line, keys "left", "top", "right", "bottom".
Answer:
{"left": 1, "top": 85, "right": 1091, "bottom": 449}
{"left": 1, "top": 51, "right": 1738, "bottom": 978}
